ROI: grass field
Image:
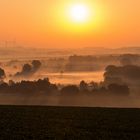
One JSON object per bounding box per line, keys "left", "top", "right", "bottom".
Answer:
{"left": 0, "top": 106, "right": 140, "bottom": 139}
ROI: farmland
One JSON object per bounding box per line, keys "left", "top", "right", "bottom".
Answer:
{"left": 0, "top": 106, "right": 140, "bottom": 139}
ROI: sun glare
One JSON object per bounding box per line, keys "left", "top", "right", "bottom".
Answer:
{"left": 69, "top": 4, "right": 90, "bottom": 23}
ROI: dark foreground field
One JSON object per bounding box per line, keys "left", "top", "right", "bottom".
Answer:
{"left": 0, "top": 106, "right": 140, "bottom": 140}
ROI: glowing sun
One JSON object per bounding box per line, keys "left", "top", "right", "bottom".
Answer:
{"left": 69, "top": 4, "right": 90, "bottom": 23}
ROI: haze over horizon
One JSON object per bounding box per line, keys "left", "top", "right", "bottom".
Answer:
{"left": 0, "top": 0, "right": 140, "bottom": 49}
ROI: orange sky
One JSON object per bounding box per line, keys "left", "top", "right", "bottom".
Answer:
{"left": 0, "top": 0, "right": 140, "bottom": 48}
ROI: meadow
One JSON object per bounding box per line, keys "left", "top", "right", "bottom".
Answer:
{"left": 0, "top": 105, "right": 140, "bottom": 139}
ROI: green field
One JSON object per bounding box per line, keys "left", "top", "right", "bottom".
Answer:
{"left": 0, "top": 106, "right": 140, "bottom": 140}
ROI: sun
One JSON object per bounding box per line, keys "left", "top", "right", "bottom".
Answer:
{"left": 69, "top": 4, "right": 90, "bottom": 23}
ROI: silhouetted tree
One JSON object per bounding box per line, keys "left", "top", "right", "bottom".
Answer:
{"left": 0, "top": 82, "right": 9, "bottom": 92}
{"left": 108, "top": 84, "right": 129, "bottom": 96}
{"left": 32, "top": 60, "right": 42, "bottom": 72}
{"left": 79, "top": 80, "right": 88, "bottom": 92}
{"left": 89, "top": 81, "right": 99, "bottom": 90}
{"left": 14, "top": 60, "right": 42, "bottom": 77}
{"left": 0, "top": 68, "right": 6, "bottom": 83}
{"left": 120, "top": 54, "right": 139, "bottom": 66}
{"left": 61, "top": 85, "right": 79, "bottom": 95}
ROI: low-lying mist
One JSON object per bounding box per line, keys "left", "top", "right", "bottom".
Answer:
{"left": 0, "top": 92, "right": 139, "bottom": 108}
{"left": 0, "top": 54, "right": 140, "bottom": 108}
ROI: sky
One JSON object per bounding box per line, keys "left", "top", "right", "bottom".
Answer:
{"left": 0, "top": 0, "right": 140, "bottom": 48}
